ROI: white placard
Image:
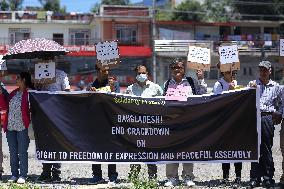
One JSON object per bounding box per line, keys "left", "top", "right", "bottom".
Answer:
{"left": 219, "top": 45, "right": 239, "bottom": 64}
{"left": 0, "top": 55, "right": 7, "bottom": 71}
{"left": 35, "top": 62, "right": 55, "bottom": 80}
{"left": 96, "top": 41, "right": 119, "bottom": 61}
{"left": 187, "top": 46, "right": 210, "bottom": 64}
{"left": 280, "top": 39, "right": 284, "bottom": 57}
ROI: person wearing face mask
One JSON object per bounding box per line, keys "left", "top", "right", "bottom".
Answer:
{"left": 125, "top": 65, "right": 163, "bottom": 97}
{"left": 163, "top": 58, "right": 207, "bottom": 187}
{"left": 213, "top": 64, "right": 242, "bottom": 185}
{"left": 125, "top": 65, "right": 163, "bottom": 180}
{"left": 88, "top": 64, "right": 120, "bottom": 185}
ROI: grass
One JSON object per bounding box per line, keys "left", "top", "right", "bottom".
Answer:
{"left": 0, "top": 183, "right": 40, "bottom": 189}
{"left": 128, "top": 166, "right": 158, "bottom": 189}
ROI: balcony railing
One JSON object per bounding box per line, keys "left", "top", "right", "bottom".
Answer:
{"left": 0, "top": 11, "right": 93, "bottom": 23}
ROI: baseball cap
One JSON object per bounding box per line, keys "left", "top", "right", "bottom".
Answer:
{"left": 259, "top": 60, "right": 271, "bottom": 69}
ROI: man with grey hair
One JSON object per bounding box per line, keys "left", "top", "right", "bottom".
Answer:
{"left": 163, "top": 58, "right": 207, "bottom": 187}
{"left": 248, "top": 60, "right": 282, "bottom": 188}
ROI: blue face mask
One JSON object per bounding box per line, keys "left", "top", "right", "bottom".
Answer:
{"left": 136, "top": 74, "right": 148, "bottom": 82}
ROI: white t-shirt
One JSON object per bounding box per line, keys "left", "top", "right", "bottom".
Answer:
{"left": 213, "top": 78, "right": 237, "bottom": 94}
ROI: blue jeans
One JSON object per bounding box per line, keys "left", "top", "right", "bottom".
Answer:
{"left": 6, "top": 129, "right": 30, "bottom": 178}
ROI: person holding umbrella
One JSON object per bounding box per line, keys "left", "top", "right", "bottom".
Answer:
{"left": 2, "top": 38, "right": 70, "bottom": 183}
{"left": 36, "top": 64, "right": 70, "bottom": 182}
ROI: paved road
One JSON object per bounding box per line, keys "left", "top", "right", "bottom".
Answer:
{"left": 0, "top": 125, "right": 283, "bottom": 188}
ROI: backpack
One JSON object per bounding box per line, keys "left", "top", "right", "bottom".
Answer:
{"left": 164, "top": 77, "right": 196, "bottom": 95}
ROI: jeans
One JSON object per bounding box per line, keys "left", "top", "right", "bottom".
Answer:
{"left": 222, "top": 163, "right": 242, "bottom": 178}
{"left": 92, "top": 164, "right": 117, "bottom": 179}
{"left": 6, "top": 129, "right": 30, "bottom": 178}
{"left": 250, "top": 115, "right": 275, "bottom": 180}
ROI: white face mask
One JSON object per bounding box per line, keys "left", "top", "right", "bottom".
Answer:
{"left": 136, "top": 74, "right": 148, "bottom": 82}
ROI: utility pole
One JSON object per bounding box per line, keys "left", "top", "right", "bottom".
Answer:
{"left": 152, "top": 0, "right": 157, "bottom": 83}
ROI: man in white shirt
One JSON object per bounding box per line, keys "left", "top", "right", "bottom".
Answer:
{"left": 248, "top": 61, "right": 282, "bottom": 188}
{"left": 125, "top": 65, "right": 163, "bottom": 97}
{"left": 126, "top": 65, "right": 163, "bottom": 180}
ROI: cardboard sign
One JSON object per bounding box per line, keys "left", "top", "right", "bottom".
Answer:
{"left": 187, "top": 46, "right": 211, "bottom": 71}
{"left": 219, "top": 45, "right": 240, "bottom": 72}
{"left": 165, "top": 85, "right": 191, "bottom": 101}
{"left": 96, "top": 41, "right": 120, "bottom": 68}
{"left": 34, "top": 62, "right": 56, "bottom": 84}
{"left": 96, "top": 86, "right": 111, "bottom": 93}
{"left": 219, "top": 45, "right": 239, "bottom": 64}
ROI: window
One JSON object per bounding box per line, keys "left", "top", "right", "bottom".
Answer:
{"left": 53, "top": 33, "right": 64, "bottom": 45}
{"left": 243, "top": 67, "right": 247, "bottom": 75}
{"left": 69, "top": 29, "right": 90, "bottom": 45}
{"left": 9, "top": 28, "right": 31, "bottom": 44}
{"left": 249, "top": 67, "right": 252, "bottom": 76}
{"left": 115, "top": 25, "right": 137, "bottom": 44}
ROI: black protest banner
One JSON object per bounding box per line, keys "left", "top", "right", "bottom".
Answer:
{"left": 29, "top": 88, "right": 259, "bottom": 163}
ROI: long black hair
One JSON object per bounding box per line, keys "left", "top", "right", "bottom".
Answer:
{"left": 19, "top": 72, "right": 34, "bottom": 89}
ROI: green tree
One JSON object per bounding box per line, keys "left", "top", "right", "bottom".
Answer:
{"left": 0, "top": 0, "right": 9, "bottom": 10}
{"left": 172, "top": 0, "right": 203, "bottom": 21}
{"left": 233, "top": 0, "right": 284, "bottom": 20}
{"left": 90, "top": 3, "right": 100, "bottom": 13}
{"left": 9, "top": 0, "right": 24, "bottom": 10}
{"left": 203, "top": 0, "right": 234, "bottom": 22}
{"left": 39, "top": 0, "right": 66, "bottom": 13}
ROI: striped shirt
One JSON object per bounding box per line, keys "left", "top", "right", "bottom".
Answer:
{"left": 249, "top": 79, "right": 281, "bottom": 113}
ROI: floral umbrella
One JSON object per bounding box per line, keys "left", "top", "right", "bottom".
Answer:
{"left": 3, "top": 38, "right": 68, "bottom": 60}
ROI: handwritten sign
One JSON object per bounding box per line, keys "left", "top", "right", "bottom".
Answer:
{"left": 0, "top": 55, "right": 7, "bottom": 71}
{"left": 280, "top": 39, "right": 284, "bottom": 57}
{"left": 96, "top": 41, "right": 119, "bottom": 61}
{"left": 165, "top": 85, "right": 191, "bottom": 101}
{"left": 187, "top": 46, "right": 211, "bottom": 71}
{"left": 219, "top": 45, "right": 239, "bottom": 64}
{"left": 188, "top": 46, "right": 210, "bottom": 64}
{"left": 35, "top": 62, "right": 55, "bottom": 80}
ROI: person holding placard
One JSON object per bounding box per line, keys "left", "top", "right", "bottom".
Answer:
{"left": 36, "top": 68, "right": 70, "bottom": 183}
{"left": 88, "top": 64, "right": 119, "bottom": 185}
{"left": 125, "top": 65, "right": 162, "bottom": 180}
{"left": 213, "top": 64, "right": 242, "bottom": 185}
{"left": 163, "top": 58, "right": 207, "bottom": 187}
{"left": 0, "top": 72, "right": 34, "bottom": 184}
{"left": 248, "top": 61, "right": 282, "bottom": 188}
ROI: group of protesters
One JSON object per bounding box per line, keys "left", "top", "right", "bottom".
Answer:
{"left": 0, "top": 57, "right": 283, "bottom": 188}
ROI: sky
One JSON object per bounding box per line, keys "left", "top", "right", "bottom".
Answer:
{"left": 22, "top": 0, "right": 125, "bottom": 13}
